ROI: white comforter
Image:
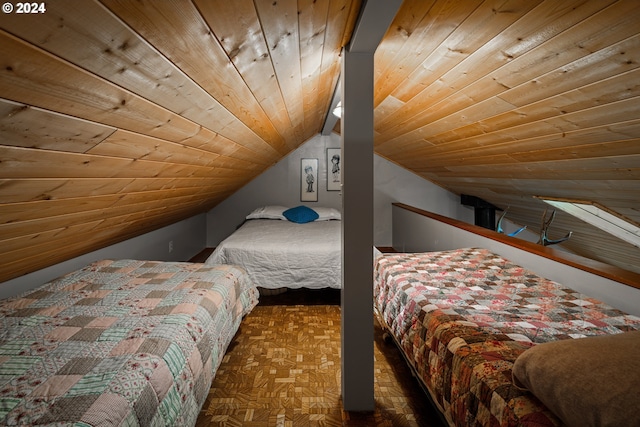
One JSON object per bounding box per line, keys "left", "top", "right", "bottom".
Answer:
{"left": 205, "top": 219, "right": 342, "bottom": 289}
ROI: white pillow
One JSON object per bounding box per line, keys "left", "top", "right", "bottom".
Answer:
{"left": 314, "top": 207, "right": 341, "bottom": 221}
{"left": 245, "top": 205, "right": 287, "bottom": 220}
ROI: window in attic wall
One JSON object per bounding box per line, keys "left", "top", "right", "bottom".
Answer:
{"left": 538, "top": 198, "right": 640, "bottom": 249}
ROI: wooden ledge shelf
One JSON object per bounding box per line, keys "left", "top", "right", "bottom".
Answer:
{"left": 393, "top": 203, "right": 640, "bottom": 290}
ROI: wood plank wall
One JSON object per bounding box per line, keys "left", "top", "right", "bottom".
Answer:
{"left": 372, "top": 0, "right": 640, "bottom": 275}
{"left": 0, "top": 0, "right": 360, "bottom": 284}
{"left": 1, "top": 0, "right": 639, "bottom": 286}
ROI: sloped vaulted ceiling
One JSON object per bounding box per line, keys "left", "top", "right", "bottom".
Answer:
{"left": 1, "top": 0, "right": 640, "bottom": 284}
{"left": 0, "top": 0, "right": 361, "bottom": 283}
{"left": 372, "top": 0, "right": 640, "bottom": 274}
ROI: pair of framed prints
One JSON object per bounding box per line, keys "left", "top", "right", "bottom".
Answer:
{"left": 300, "top": 148, "right": 341, "bottom": 202}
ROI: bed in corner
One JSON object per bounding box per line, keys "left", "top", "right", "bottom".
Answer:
{"left": 374, "top": 247, "right": 640, "bottom": 427}
{"left": 0, "top": 259, "right": 258, "bottom": 426}
{"left": 206, "top": 205, "right": 342, "bottom": 291}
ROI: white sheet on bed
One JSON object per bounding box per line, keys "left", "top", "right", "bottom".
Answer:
{"left": 205, "top": 219, "right": 342, "bottom": 289}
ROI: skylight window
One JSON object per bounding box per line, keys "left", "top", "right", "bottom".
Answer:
{"left": 538, "top": 198, "right": 640, "bottom": 248}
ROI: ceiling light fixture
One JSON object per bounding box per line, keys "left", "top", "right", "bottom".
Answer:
{"left": 332, "top": 101, "right": 342, "bottom": 118}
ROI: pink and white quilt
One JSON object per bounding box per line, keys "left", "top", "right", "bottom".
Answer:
{"left": 0, "top": 259, "right": 258, "bottom": 426}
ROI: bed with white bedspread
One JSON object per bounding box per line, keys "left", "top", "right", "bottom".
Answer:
{"left": 206, "top": 206, "right": 341, "bottom": 290}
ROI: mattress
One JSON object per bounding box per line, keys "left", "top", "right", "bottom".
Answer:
{"left": 0, "top": 259, "right": 259, "bottom": 426}
{"left": 374, "top": 247, "right": 640, "bottom": 427}
{"left": 206, "top": 219, "right": 341, "bottom": 289}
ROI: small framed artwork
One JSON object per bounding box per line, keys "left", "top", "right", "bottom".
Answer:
{"left": 300, "top": 158, "right": 318, "bottom": 202}
{"left": 327, "top": 148, "right": 341, "bottom": 191}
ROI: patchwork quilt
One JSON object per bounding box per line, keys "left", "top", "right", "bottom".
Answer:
{"left": 0, "top": 259, "right": 259, "bottom": 426}
{"left": 374, "top": 248, "right": 640, "bottom": 427}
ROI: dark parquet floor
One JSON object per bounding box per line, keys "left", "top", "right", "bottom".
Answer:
{"left": 195, "top": 288, "right": 447, "bottom": 427}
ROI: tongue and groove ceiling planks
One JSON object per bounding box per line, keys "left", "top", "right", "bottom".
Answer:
{"left": 1, "top": 0, "right": 639, "bottom": 283}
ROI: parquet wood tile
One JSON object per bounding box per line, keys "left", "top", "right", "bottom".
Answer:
{"left": 196, "top": 290, "right": 446, "bottom": 426}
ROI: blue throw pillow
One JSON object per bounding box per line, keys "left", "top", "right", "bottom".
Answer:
{"left": 283, "top": 205, "right": 319, "bottom": 224}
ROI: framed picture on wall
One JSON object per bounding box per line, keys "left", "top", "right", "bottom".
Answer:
{"left": 327, "top": 148, "right": 341, "bottom": 191}
{"left": 300, "top": 158, "right": 318, "bottom": 202}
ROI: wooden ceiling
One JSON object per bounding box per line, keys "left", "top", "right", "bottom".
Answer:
{"left": 372, "top": 0, "right": 640, "bottom": 274}
{"left": 1, "top": 0, "right": 639, "bottom": 284}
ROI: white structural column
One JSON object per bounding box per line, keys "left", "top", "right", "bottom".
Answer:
{"left": 340, "top": 0, "right": 402, "bottom": 412}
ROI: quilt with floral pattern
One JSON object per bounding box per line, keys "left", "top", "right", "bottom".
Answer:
{"left": 374, "top": 247, "right": 640, "bottom": 427}
{"left": 0, "top": 259, "right": 258, "bottom": 426}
